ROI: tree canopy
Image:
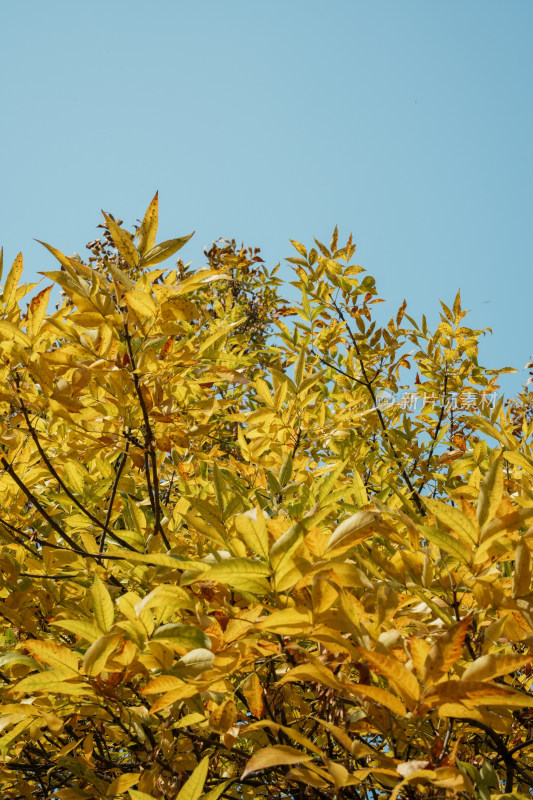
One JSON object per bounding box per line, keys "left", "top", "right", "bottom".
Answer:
{"left": 0, "top": 194, "right": 533, "bottom": 800}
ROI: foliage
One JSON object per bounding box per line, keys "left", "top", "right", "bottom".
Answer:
{"left": 0, "top": 195, "right": 532, "bottom": 799}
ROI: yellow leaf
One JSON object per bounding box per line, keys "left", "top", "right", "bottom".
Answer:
{"left": 477, "top": 453, "right": 504, "bottom": 529}
{"left": 200, "top": 559, "right": 270, "bottom": 594}
{"left": 256, "top": 607, "right": 313, "bottom": 635}
{"left": 149, "top": 684, "right": 200, "bottom": 714}
{"left": 357, "top": 648, "right": 420, "bottom": 703}
{"left": 327, "top": 510, "right": 381, "bottom": 554}
{"left": 0, "top": 320, "right": 31, "bottom": 347}
{"left": 134, "top": 585, "right": 193, "bottom": 616}
{"left": 209, "top": 697, "right": 236, "bottom": 733}
{"left": 423, "top": 616, "right": 472, "bottom": 685}
{"left": 103, "top": 212, "right": 140, "bottom": 268}
{"left": 353, "top": 469, "right": 368, "bottom": 507}
{"left": 234, "top": 511, "right": 269, "bottom": 560}
{"left": 420, "top": 525, "right": 472, "bottom": 565}
{"left": 347, "top": 683, "right": 407, "bottom": 717}
{"left": 176, "top": 755, "right": 209, "bottom": 800}
{"left": 424, "top": 498, "right": 479, "bottom": 547}
{"left": 241, "top": 745, "right": 312, "bottom": 779}
{"left": 462, "top": 652, "right": 533, "bottom": 682}
{"left": 3, "top": 252, "right": 23, "bottom": 309}
{"left": 140, "top": 234, "right": 194, "bottom": 268}
{"left": 137, "top": 191, "right": 159, "bottom": 256}
{"left": 242, "top": 673, "right": 264, "bottom": 718}
{"left": 50, "top": 619, "right": 103, "bottom": 643}
{"left": 278, "top": 662, "right": 341, "bottom": 690}
{"left": 504, "top": 450, "right": 533, "bottom": 476}
{"left": 124, "top": 290, "right": 157, "bottom": 321}
{"left": 107, "top": 773, "right": 141, "bottom": 796}
{"left": 14, "top": 668, "right": 80, "bottom": 693}
{"left": 129, "top": 792, "right": 158, "bottom": 800}
{"left": 28, "top": 285, "right": 52, "bottom": 338}
{"left": 24, "top": 640, "right": 79, "bottom": 674}
{"left": 91, "top": 574, "right": 115, "bottom": 632}
{"left": 513, "top": 538, "right": 532, "bottom": 598}
{"left": 142, "top": 675, "right": 185, "bottom": 695}
{"left": 83, "top": 633, "right": 121, "bottom": 677}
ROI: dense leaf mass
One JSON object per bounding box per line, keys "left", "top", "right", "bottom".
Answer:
{"left": 0, "top": 196, "right": 532, "bottom": 799}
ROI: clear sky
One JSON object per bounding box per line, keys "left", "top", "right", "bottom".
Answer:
{"left": 2, "top": 0, "right": 532, "bottom": 394}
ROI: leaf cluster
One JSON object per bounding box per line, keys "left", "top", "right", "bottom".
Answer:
{"left": 0, "top": 198, "right": 532, "bottom": 799}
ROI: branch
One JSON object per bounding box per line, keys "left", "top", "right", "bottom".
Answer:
{"left": 99, "top": 442, "right": 129, "bottom": 553}
{"left": 17, "top": 397, "right": 137, "bottom": 552}
{"left": 462, "top": 718, "right": 514, "bottom": 793}
{"left": 124, "top": 324, "right": 170, "bottom": 549}
{"left": 330, "top": 298, "right": 425, "bottom": 515}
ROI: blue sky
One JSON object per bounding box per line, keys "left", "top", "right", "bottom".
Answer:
{"left": 2, "top": 1, "right": 532, "bottom": 394}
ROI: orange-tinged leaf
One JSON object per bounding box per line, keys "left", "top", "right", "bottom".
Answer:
{"left": 241, "top": 745, "right": 313, "bottom": 779}
{"left": 209, "top": 697, "right": 237, "bottom": 733}
{"left": 28, "top": 285, "right": 52, "bottom": 338}
{"left": 242, "top": 672, "right": 264, "bottom": 718}
{"left": 407, "top": 638, "right": 432, "bottom": 679}
{"left": 422, "top": 679, "right": 533, "bottom": 709}
{"left": 423, "top": 616, "right": 472, "bottom": 685}
{"left": 24, "top": 640, "right": 79, "bottom": 674}
{"left": 357, "top": 648, "right": 420, "bottom": 703}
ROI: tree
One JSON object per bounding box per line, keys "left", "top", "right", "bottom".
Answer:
{"left": 0, "top": 194, "right": 532, "bottom": 800}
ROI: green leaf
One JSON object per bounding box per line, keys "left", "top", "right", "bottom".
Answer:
{"left": 129, "top": 791, "right": 158, "bottom": 800}
{"left": 200, "top": 559, "right": 270, "bottom": 594}
{"left": 199, "top": 780, "right": 233, "bottom": 800}
{"left": 420, "top": 525, "right": 472, "bottom": 565}
{"left": 318, "top": 460, "right": 348, "bottom": 503}
{"left": 151, "top": 624, "right": 211, "bottom": 650}
{"left": 50, "top": 619, "right": 104, "bottom": 643}
{"left": 15, "top": 668, "right": 79, "bottom": 692}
